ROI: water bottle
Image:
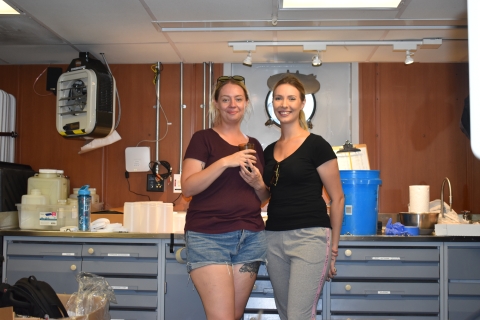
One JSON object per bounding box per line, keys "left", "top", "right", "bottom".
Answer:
{"left": 78, "top": 185, "right": 91, "bottom": 231}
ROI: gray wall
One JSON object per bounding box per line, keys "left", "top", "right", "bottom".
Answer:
{"left": 225, "top": 63, "right": 359, "bottom": 150}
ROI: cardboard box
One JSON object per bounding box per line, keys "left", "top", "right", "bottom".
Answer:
{"left": 0, "top": 294, "right": 108, "bottom": 320}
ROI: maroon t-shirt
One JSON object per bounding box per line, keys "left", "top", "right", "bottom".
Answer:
{"left": 183, "top": 129, "right": 265, "bottom": 234}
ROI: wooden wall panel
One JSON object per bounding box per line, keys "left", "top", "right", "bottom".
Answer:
{"left": 0, "top": 63, "right": 221, "bottom": 212}
{"left": 359, "top": 63, "right": 477, "bottom": 214}
{"left": 3, "top": 62, "right": 476, "bottom": 215}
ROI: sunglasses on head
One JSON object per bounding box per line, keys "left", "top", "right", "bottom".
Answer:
{"left": 216, "top": 75, "right": 245, "bottom": 84}
{"left": 270, "top": 162, "right": 280, "bottom": 187}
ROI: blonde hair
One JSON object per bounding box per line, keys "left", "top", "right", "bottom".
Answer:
{"left": 273, "top": 75, "right": 309, "bottom": 130}
{"left": 209, "top": 78, "right": 252, "bottom": 126}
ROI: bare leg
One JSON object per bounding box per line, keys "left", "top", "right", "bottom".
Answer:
{"left": 190, "top": 262, "right": 261, "bottom": 320}
{"left": 191, "top": 264, "right": 235, "bottom": 320}
{"left": 233, "top": 261, "right": 261, "bottom": 320}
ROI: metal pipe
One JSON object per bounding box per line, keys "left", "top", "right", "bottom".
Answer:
{"left": 208, "top": 62, "right": 213, "bottom": 128}
{"left": 179, "top": 62, "right": 184, "bottom": 173}
{"left": 156, "top": 62, "right": 161, "bottom": 165}
{"left": 440, "top": 177, "right": 452, "bottom": 218}
{"left": 202, "top": 62, "right": 206, "bottom": 129}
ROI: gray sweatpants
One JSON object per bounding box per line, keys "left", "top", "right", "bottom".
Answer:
{"left": 266, "top": 227, "right": 331, "bottom": 320}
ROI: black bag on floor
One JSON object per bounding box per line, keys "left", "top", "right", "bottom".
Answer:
{"left": 0, "top": 275, "right": 68, "bottom": 318}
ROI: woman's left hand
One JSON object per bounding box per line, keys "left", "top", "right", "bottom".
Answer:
{"left": 239, "top": 159, "right": 262, "bottom": 188}
{"left": 328, "top": 256, "right": 337, "bottom": 281}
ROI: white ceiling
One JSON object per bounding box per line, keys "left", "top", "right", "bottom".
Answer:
{"left": 0, "top": 0, "right": 469, "bottom": 65}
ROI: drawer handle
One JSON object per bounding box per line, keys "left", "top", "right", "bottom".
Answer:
{"left": 70, "top": 264, "right": 77, "bottom": 271}
{"left": 88, "top": 248, "right": 94, "bottom": 254}
{"left": 345, "top": 284, "right": 351, "bottom": 291}
{"left": 175, "top": 247, "right": 187, "bottom": 264}
{"left": 345, "top": 249, "right": 352, "bottom": 257}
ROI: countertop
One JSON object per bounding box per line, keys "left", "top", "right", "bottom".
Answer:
{"left": 1, "top": 229, "right": 480, "bottom": 242}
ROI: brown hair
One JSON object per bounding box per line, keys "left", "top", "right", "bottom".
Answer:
{"left": 209, "top": 78, "right": 252, "bottom": 126}
{"left": 273, "top": 75, "right": 308, "bottom": 130}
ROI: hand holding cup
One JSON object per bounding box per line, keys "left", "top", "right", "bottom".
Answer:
{"left": 238, "top": 143, "right": 255, "bottom": 172}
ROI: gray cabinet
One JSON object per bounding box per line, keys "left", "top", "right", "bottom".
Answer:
{"left": 328, "top": 242, "right": 441, "bottom": 319}
{"left": 3, "top": 237, "right": 159, "bottom": 319}
{"left": 446, "top": 244, "right": 480, "bottom": 320}
{"left": 164, "top": 241, "right": 205, "bottom": 320}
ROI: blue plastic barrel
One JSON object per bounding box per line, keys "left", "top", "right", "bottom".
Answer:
{"left": 340, "top": 170, "right": 382, "bottom": 235}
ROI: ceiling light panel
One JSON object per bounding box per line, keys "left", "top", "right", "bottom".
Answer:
{"left": 0, "top": 0, "right": 20, "bottom": 14}
{"left": 282, "top": 0, "right": 401, "bottom": 9}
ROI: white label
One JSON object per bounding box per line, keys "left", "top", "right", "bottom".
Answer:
{"left": 372, "top": 257, "right": 401, "bottom": 260}
{"left": 345, "top": 205, "right": 353, "bottom": 215}
{"left": 62, "top": 253, "right": 75, "bottom": 256}
{"left": 110, "top": 286, "right": 129, "bottom": 290}
{"left": 378, "top": 291, "right": 391, "bottom": 294}
{"left": 108, "top": 253, "right": 130, "bottom": 257}
{"left": 39, "top": 211, "right": 58, "bottom": 226}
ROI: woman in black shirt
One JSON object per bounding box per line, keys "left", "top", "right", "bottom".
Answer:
{"left": 263, "top": 75, "right": 344, "bottom": 320}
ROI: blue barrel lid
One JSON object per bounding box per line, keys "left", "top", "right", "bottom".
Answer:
{"left": 78, "top": 185, "right": 91, "bottom": 196}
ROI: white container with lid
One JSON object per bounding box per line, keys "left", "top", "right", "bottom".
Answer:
{"left": 28, "top": 169, "right": 68, "bottom": 205}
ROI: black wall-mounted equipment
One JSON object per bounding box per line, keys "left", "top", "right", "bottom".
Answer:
{"left": 46, "top": 67, "right": 63, "bottom": 95}
{"left": 56, "top": 52, "right": 115, "bottom": 139}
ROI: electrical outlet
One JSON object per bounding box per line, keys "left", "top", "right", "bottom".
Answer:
{"left": 173, "top": 173, "right": 182, "bottom": 193}
{"left": 147, "top": 174, "right": 164, "bottom": 192}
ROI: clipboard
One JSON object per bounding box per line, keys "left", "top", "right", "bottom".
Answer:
{"left": 332, "top": 143, "right": 370, "bottom": 170}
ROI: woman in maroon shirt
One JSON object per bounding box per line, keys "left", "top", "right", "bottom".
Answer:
{"left": 181, "top": 76, "right": 270, "bottom": 320}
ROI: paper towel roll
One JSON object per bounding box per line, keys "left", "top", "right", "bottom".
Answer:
{"left": 409, "top": 185, "right": 430, "bottom": 213}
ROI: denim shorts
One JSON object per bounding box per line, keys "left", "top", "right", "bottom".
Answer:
{"left": 185, "top": 229, "right": 267, "bottom": 273}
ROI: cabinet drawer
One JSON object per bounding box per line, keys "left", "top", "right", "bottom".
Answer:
{"left": 111, "top": 291, "right": 157, "bottom": 309}
{"left": 331, "top": 296, "right": 439, "bottom": 314}
{"left": 448, "top": 297, "right": 480, "bottom": 320}
{"left": 337, "top": 247, "right": 439, "bottom": 262}
{"left": 330, "top": 316, "right": 439, "bottom": 320}
{"left": 82, "top": 244, "right": 158, "bottom": 258}
{"left": 82, "top": 260, "right": 158, "bottom": 276}
{"left": 448, "top": 248, "right": 480, "bottom": 279}
{"left": 331, "top": 282, "right": 439, "bottom": 296}
{"left": 449, "top": 282, "right": 480, "bottom": 296}
{"left": 109, "top": 310, "right": 157, "bottom": 320}
{"left": 245, "top": 297, "right": 322, "bottom": 311}
{"left": 6, "top": 258, "right": 80, "bottom": 293}
{"left": 244, "top": 314, "right": 322, "bottom": 320}
{"left": 252, "top": 280, "right": 274, "bottom": 294}
{"left": 335, "top": 262, "right": 439, "bottom": 280}
{"left": 7, "top": 242, "right": 82, "bottom": 257}
{"left": 107, "top": 277, "right": 158, "bottom": 291}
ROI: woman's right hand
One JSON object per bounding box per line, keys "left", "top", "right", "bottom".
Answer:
{"left": 226, "top": 150, "right": 257, "bottom": 169}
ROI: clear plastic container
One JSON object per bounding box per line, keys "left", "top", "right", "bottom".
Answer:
{"left": 22, "top": 189, "right": 49, "bottom": 205}
{"left": 16, "top": 203, "right": 69, "bottom": 230}
{"left": 27, "top": 169, "right": 68, "bottom": 205}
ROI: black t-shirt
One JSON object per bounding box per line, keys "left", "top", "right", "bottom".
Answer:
{"left": 263, "top": 134, "right": 337, "bottom": 231}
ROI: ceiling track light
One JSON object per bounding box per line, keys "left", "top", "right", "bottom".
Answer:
{"left": 405, "top": 50, "right": 414, "bottom": 64}
{"left": 243, "top": 51, "right": 253, "bottom": 67}
{"left": 312, "top": 51, "right": 321, "bottom": 67}
{"left": 229, "top": 39, "right": 441, "bottom": 64}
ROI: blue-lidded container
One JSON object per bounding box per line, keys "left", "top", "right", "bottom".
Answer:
{"left": 340, "top": 170, "right": 382, "bottom": 235}
{"left": 78, "top": 185, "right": 91, "bottom": 231}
